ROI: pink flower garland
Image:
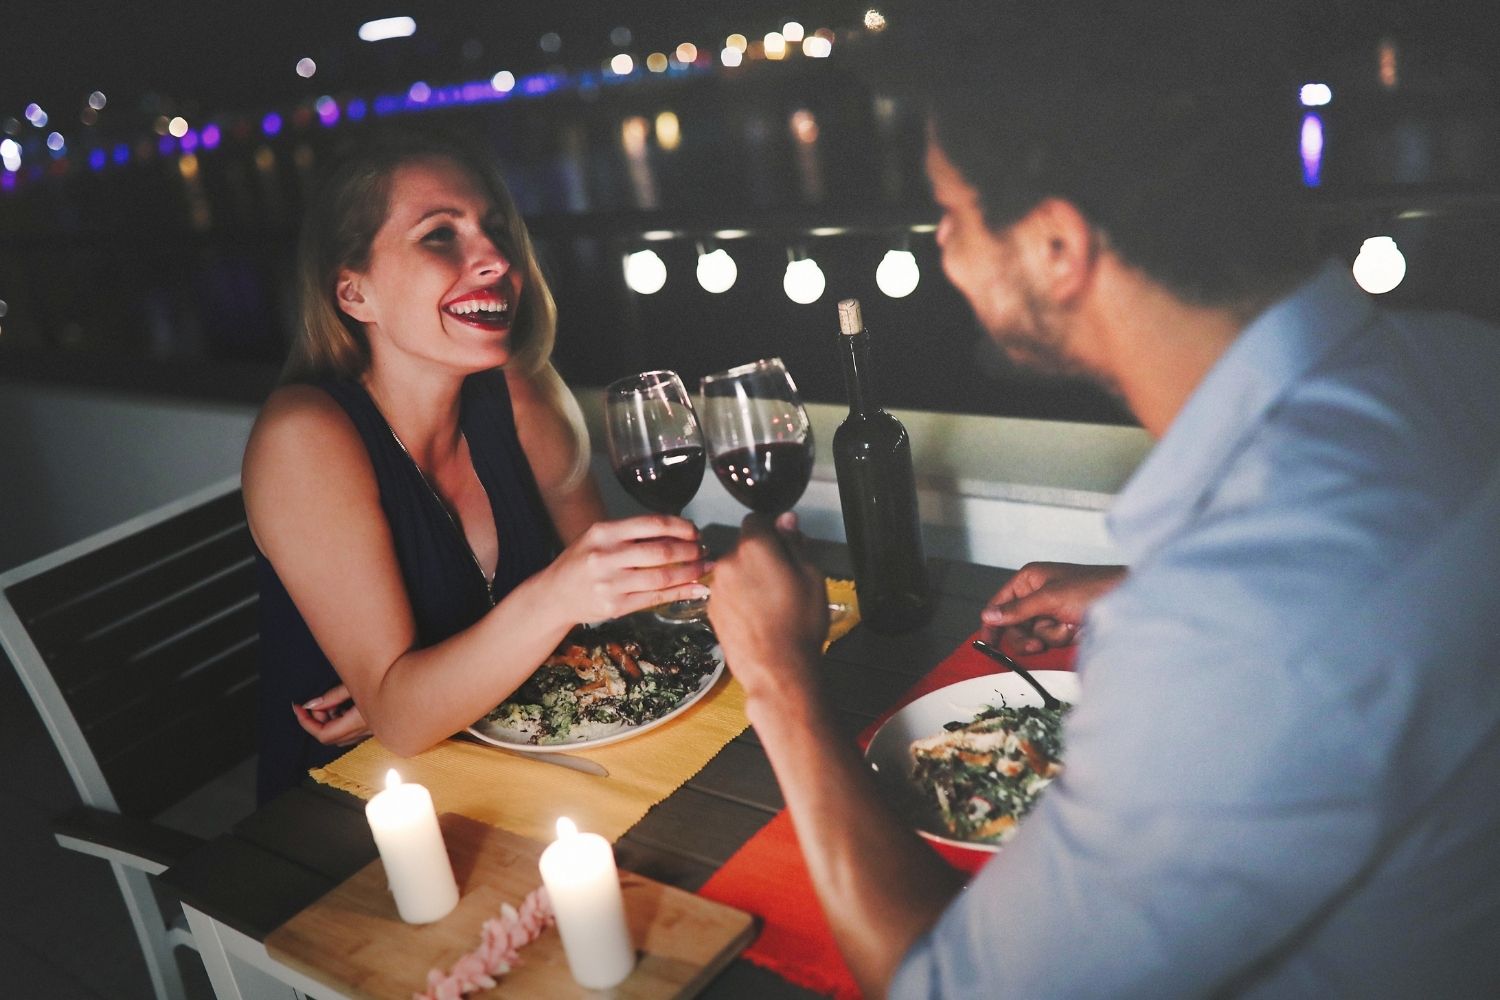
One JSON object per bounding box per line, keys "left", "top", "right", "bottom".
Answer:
{"left": 414, "top": 886, "right": 555, "bottom": 1000}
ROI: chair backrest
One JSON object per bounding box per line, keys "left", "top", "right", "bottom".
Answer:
{"left": 0, "top": 477, "right": 259, "bottom": 818}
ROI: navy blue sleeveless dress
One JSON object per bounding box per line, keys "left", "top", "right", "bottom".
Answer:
{"left": 253, "top": 368, "right": 560, "bottom": 803}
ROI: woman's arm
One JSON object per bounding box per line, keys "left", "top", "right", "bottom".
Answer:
{"left": 244, "top": 386, "right": 707, "bottom": 757}
{"left": 506, "top": 364, "right": 606, "bottom": 545}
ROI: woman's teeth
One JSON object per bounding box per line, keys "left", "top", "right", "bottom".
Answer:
{"left": 447, "top": 298, "right": 508, "bottom": 316}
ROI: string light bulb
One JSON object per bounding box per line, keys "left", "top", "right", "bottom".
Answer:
{"left": 783, "top": 254, "right": 825, "bottom": 304}
{"left": 875, "top": 248, "right": 920, "bottom": 298}
{"left": 624, "top": 249, "right": 668, "bottom": 295}
{"left": 696, "top": 246, "right": 738, "bottom": 294}
{"left": 1351, "top": 236, "right": 1406, "bottom": 295}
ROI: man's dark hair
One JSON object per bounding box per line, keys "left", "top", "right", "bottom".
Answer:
{"left": 869, "top": 1, "right": 1318, "bottom": 308}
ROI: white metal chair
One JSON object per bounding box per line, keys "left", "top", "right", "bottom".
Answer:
{"left": 0, "top": 476, "right": 261, "bottom": 1000}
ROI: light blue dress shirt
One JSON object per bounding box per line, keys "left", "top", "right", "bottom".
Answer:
{"left": 893, "top": 263, "right": 1500, "bottom": 998}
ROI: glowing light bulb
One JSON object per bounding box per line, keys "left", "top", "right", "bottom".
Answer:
{"left": 624, "top": 249, "right": 667, "bottom": 294}
{"left": 296, "top": 57, "right": 317, "bottom": 78}
{"left": 721, "top": 47, "right": 743, "bottom": 68}
{"left": 358, "top": 17, "right": 416, "bottom": 42}
{"left": 783, "top": 258, "right": 825, "bottom": 304}
{"left": 802, "top": 36, "right": 832, "bottom": 58}
{"left": 764, "top": 32, "right": 787, "bottom": 60}
{"left": 610, "top": 53, "right": 634, "bottom": 75}
{"left": 1, "top": 139, "right": 20, "bottom": 172}
{"left": 876, "top": 249, "right": 920, "bottom": 298}
{"left": 725, "top": 33, "right": 748, "bottom": 52}
{"left": 1351, "top": 236, "right": 1406, "bottom": 295}
{"left": 783, "top": 22, "right": 805, "bottom": 43}
{"left": 1299, "top": 83, "right": 1331, "bottom": 107}
{"left": 696, "top": 248, "right": 738, "bottom": 293}
{"left": 168, "top": 116, "right": 188, "bottom": 138}
{"left": 675, "top": 42, "right": 698, "bottom": 64}
{"left": 492, "top": 71, "right": 515, "bottom": 93}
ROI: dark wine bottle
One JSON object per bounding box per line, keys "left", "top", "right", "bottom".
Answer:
{"left": 832, "top": 298, "right": 932, "bottom": 633}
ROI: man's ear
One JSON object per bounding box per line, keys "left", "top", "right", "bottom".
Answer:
{"left": 1022, "top": 197, "right": 1101, "bottom": 307}
{"left": 335, "top": 270, "right": 374, "bottom": 324}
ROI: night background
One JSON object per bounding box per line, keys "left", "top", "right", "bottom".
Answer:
{"left": 3, "top": 1, "right": 1499, "bottom": 425}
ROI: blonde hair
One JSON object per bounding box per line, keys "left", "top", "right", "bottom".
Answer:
{"left": 284, "top": 126, "right": 589, "bottom": 477}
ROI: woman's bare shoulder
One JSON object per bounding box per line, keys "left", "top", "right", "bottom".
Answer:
{"left": 243, "top": 385, "right": 372, "bottom": 508}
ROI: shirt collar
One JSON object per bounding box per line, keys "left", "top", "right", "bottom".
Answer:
{"left": 1106, "top": 261, "right": 1375, "bottom": 562}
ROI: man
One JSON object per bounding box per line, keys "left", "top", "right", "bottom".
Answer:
{"left": 706, "top": 4, "right": 1500, "bottom": 997}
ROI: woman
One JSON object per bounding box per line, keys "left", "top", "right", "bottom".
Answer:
{"left": 245, "top": 127, "right": 707, "bottom": 802}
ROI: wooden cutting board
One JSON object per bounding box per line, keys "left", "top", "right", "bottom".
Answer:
{"left": 266, "top": 813, "right": 756, "bottom": 999}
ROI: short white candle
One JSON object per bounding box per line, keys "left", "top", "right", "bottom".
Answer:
{"left": 364, "top": 769, "right": 460, "bottom": 924}
{"left": 538, "top": 817, "right": 635, "bottom": 989}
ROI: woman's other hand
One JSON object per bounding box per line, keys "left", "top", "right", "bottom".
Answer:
{"left": 292, "top": 684, "right": 372, "bottom": 747}
{"left": 544, "top": 515, "right": 709, "bottom": 623}
{"left": 980, "top": 562, "right": 1127, "bottom": 652}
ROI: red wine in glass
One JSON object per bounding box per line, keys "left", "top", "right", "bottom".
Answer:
{"left": 709, "top": 442, "right": 814, "bottom": 514}
{"left": 604, "top": 370, "right": 707, "bottom": 624}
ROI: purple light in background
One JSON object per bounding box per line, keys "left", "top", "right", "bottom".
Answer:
{"left": 1300, "top": 112, "right": 1324, "bottom": 188}
{"left": 262, "top": 112, "right": 283, "bottom": 136}
{"left": 407, "top": 81, "right": 432, "bottom": 104}
{"left": 373, "top": 95, "right": 402, "bottom": 116}
{"left": 522, "top": 74, "right": 557, "bottom": 95}
{"left": 1, "top": 172, "right": 15, "bottom": 192}
{"left": 113, "top": 143, "right": 131, "bottom": 164}
{"left": 316, "top": 97, "right": 340, "bottom": 126}
{"left": 202, "top": 124, "right": 221, "bottom": 149}
{"left": 158, "top": 135, "right": 177, "bottom": 156}
{"left": 89, "top": 148, "right": 107, "bottom": 171}
{"left": 180, "top": 129, "right": 199, "bottom": 152}
{"left": 347, "top": 98, "right": 368, "bottom": 121}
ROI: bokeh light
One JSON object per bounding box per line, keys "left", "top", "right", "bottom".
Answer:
{"left": 1352, "top": 236, "right": 1406, "bottom": 294}
{"left": 624, "top": 249, "right": 668, "bottom": 295}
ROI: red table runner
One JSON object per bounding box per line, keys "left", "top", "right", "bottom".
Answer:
{"left": 697, "top": 634, "right": 1076, "bottom": 999}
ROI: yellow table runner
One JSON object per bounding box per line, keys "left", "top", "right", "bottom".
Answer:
{"left": 310, "top": 578, "right": 860, "bottom": 843}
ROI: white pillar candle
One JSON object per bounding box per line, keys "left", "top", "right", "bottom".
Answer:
{"left": 364, "top": 769, "right": 460, "bottom": 924}
{"left": 538, "top": 817, "right": 636, "bottom": 989}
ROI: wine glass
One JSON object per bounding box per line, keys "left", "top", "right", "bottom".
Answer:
{"left": 699, "top": 358, "right": 848, "bottom": 623}
{"left": 699, "top": 358, "right": 815, "bottom": 516}
{"left": 604, "top": 370, "right": 708, "bottom": 624}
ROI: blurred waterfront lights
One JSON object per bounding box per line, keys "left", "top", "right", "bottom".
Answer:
{"left": 1299, "top": 83, "right": 1332, "bottom": 107}
{"left": 408, "top": 81, "right": 432, "bottom": 103}
{"left": 647, "top": 53, "right": 669, "bottom": 73}
{"left": 675, "top": 42, "right": 698, "bottom": 64}
{"left": 655, "top": 111, "right": 681, "bottom": 150}
{"left": 803, "top": 36, "right": 833, "bottom": 58}
{"left": 864, "top": 9, "right": 888, "bottom": 31}
{"left": 2, "top": 118, "right": 18, "bottom": 135}
{"left": 88, "top": 91, "right": 107, "bottom": 110}
{"left": 610, "top": 26, "right": 632, "bottom": 47}
{"left": 1, "top": 139, "right": 20, "bottom": 172}
{"left": 262, "top": 112, "right": 283, "bottom": 136}
{"left": 764, "top": 33, "right": 787, "bottom": 60}
{"left": 611, "top": 53, "right": 635, "bottom": 75}
{"left": 876, "top": 249, "right": 920, "bottom": 298}
{"left": 201, "top": 124, "right": 222, "bottom": 149}
{"left": 540, "top": 32, "right": 562, "bottom": 54}
{"left": 112, "top": 142, "right": 130, "bottom": 164}
{"left": 296, "top": 57, "right": 318, "bottom": 78}
{"left": 726, "top": 34, "right": 748, "bottom": 52}
{"left": 790, "top": 109, "right": 819, "bottom": 144}
{"left": 783, "top": 22, "right": 805, "bottom": 43}
{"left": 783, "top": 257, "right": 826, "bottom": 304}
{"left": 491, "top": 71, "right": 516, "bottom": 93}
{"left": 168, "top": 116, "right": 189, "bottom": 138}
{"left": 1352, "top": 237, "right": 1405, "bottom": 294}
{"left": 621, "top": 116, "right": 649, "bottom": 156}
{"left": 316, "top": 96, "right": 340, "bottom": 126}
{"left": 180, "top": 128, "right": 199, "bottom": 151}
{"left": 46, "top": 131, "right": 65, "bottom": 152}
{"left": 1300, "top": 113, "right": 1324, "bottom": 188}
{"left": 1379, "top": 37, "right": 1399, "bottom": 89}
{"left": 88, "top": 148, "right": 106, "bottom": 171}
{"left": 80, "top": 107, "right": 99, "bottom": 126}
{"left": 721, "top": 47, "right": 743, "bottom": 68}
{"left": 624, "top": 249, "right": 668, "bottom": 295}
{"left": 696, "top": 247, "right": 738, "bottom": 293}
{"left": 25, "top": 104, "right": 48, "bottom": 128}
{"left": 359, "top": 17, "right": 416, "bottom": 42}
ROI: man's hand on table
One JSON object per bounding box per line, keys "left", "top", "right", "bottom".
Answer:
{"left": 981, "top": 562, "right": 1127, "bottom": 652}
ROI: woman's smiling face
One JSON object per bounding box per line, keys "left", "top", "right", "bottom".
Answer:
{"left": 337, "top": 156, "right": 525, "bottom": 375}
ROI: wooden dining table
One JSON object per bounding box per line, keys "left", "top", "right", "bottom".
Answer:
{"left": 159, "top": 525, "right": 1013, "bottom": 999}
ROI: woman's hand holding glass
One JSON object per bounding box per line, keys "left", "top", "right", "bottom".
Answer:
{"left": 604, "top": 370, "right": 709, "bottom": 623}
{"left": 541, "top": 516, "right": 709, "bottom": 624}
